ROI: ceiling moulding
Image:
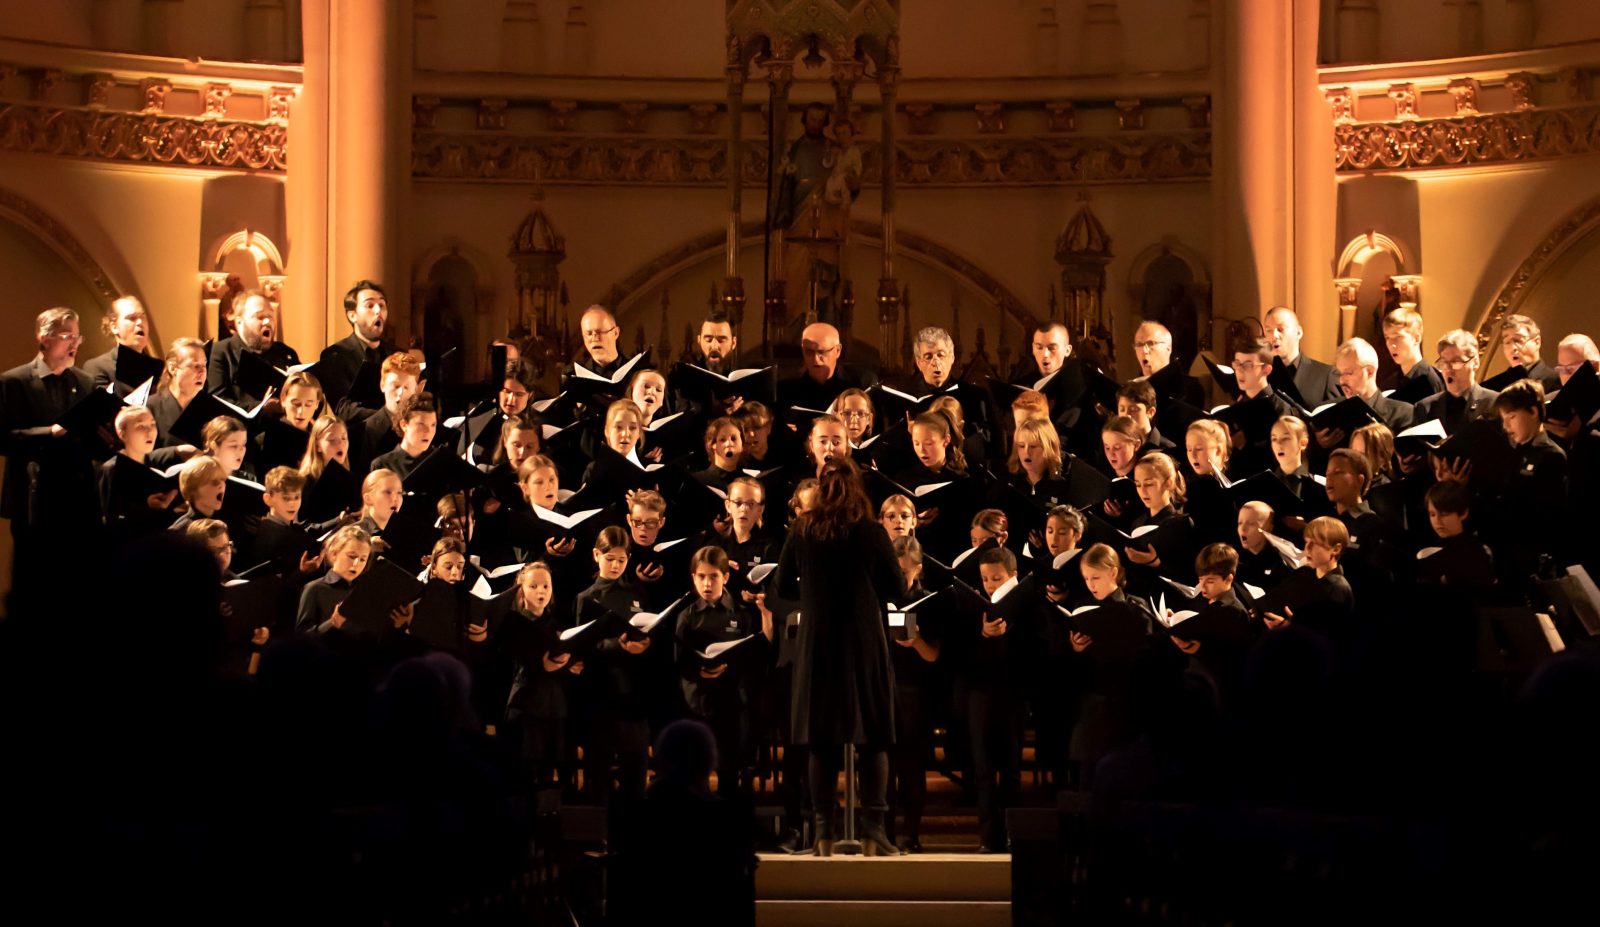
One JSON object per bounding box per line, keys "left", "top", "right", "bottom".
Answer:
{"left": 0, "top": 36, "right": 302, "bottom": 92}
{"left": 1317, "top": 37, "right": 1600, "bottom": 91}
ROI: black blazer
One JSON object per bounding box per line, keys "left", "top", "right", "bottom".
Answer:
{"left": 775, "top": 364, "right": 878, "bottom": 416}
{"left": 80, "top": 347, "right": 122, "bottom": 396}
{"left": 1482, "top": 359, "right": 1562, "bottom": 394}
{"left": 1362, "top": 391, "right": 1416, "bottom": 434}
{"left": 206, "top": 335, "right": 301, "bottom": 407}
{"left": 1412, "top": 384, "right": 1499, "bottom": 435}
{"left": 0, "top": 358, "right": 97, "bottom": 523}
{"left": 1278, "top": 354, "right": 1342, "bottom": 408}
{"left": 317, "top": 331, "right": 391, "bottom": 407}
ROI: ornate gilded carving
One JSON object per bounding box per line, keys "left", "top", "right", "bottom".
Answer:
{"left": 478, "top": 99, "right": 508, "bottom": 131}
{"left": 30, "top": 68, "right": 60, "bottom": 102}
{"left": 1505, "top": 72, "right": 1536, "bottom": 110}
{"left": 1561, "top": 67, "right": 1592, "bottom": 102}
{"left": 258, "top": 273, "right": 287, "bottom": 302}
{"left": 1115, "top": 99, "right": 1145, "bottom": 130}
{"left": 547, "top": 100, "right": 578, "bottom": 131}
{"left": 1333, "top": 102, "right": 1600, "bottom": 172}
{"left": 267, "top": 87, "right": 294, "bottom": 123}
{"left": 974, "top": 102, "right": 1004, "bottom": 134}
{"left": 1045, "top": 102, "right": 1076, "bottom": 133}
{"left": 412, "top": 130, "right": 1210, "bottom": 186}
{"left": 204, "top": 83, "right": 232, "bottom": 118}
{"left": 85, "top": 74, "right": 115, "bottom": 109}
{"left": 0, "top": 101, "right": 288, "bottom": 171}
{"left": 726, "top": 0, "right": 898, "bottom": 67}
{"left": 617, "top": 101, "right": 648, "bottom": 132}
{"left": 1182, "top": 96, "right": 1210, "bottom": 129}
{"left": 1387, "top": 83, "right": 1418, "bottom": 120}
{"left": 1325, "top": 87, "right": 1355, "bottom": 124}
{"left": 413, "top": 95, "right": 440, "bottom": 129}
{"left": 1447, "top": 78, "right": 1479, "bottom": 115}
{"left": 140, "top": 79, "right": 172, "bottom": 114}
{"left": 1390, "top": 274, "right": 1422, "bottom": 306}
{"left": 688, "top": 102, "right": 718, "bottom": 134}
{"left": 903, "top": 102, "right": 936, "bottom": 134}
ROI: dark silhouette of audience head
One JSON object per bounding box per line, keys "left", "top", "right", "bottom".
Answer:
{"left": 652, "top": 718, "right": 719, "bottom": 795}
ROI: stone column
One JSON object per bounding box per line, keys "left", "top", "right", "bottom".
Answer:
{"left": 284, "top": 0, "right": 330, "bottom": 356}
{"left": 331, "top": 0, "right": 411, "bottom": 343}
{"left": 723, "top": 51, "right": 747, "bottom": 336}
{"left": 762, "top": 60, "right": 793, "bottom": 357}
{"left": 287, "top": 0, "right": 410, "bottom": 354}
{"left": 1213, "top": 0, "right": 1335, "bottom": 352}
{"left": 877, "top": 58, "right": 902, "bottom": 361}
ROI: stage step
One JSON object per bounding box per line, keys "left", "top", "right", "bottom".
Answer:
{"left": 756, "top": 852, "right": 1009, "bottom": 927}
{"left": 755, "top": 899, "right": 1010, "bottom": 927}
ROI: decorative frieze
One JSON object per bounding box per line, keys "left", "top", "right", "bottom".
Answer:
{"left": 0, "top": 101, "right": 288, "bottom": 171}
{"left": 1333, "top": 102, "right": 1600, "bottom": 171}
{"left": 412, "top": 131, "right": 1211, "bottom": 186}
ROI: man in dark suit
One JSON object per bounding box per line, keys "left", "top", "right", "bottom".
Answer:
{"left": 561, "top": 304, "right": 647, "bottom": 416}
{"left": 79, "top": 296, "right": 157, "bottom": 398}
{"left": 0, "top": 308, "right": 101, "bottom": 604}
{"left": 900, "top": 325, "right": 994, "bottom": 457}
{"left": 1264, "top": 305, "right": 1341, "bottom": 408}
{"left": 207, "top": 289, "right": 301, "bottom": 408}
{"left": 775, "top": 321, "right": 877, "bottom": 414}
{"left": 1005, "top": 321, "right": 1102, "bottom": 459}
{"left": 1412, "top": 328, "right": 1499, "bottom": 435}
{"left": 669, "top": 313, "right": 756, "bottom": 418}
{"left": 566, "top": 304, "right": 631, "bottom": 381}
{"left": 317, "top": 280, "right": 393, "bottom": 409}
{"left": 1482, "top": 313, "right": 1563, "bottom": 392}
{"left": 1316, "top": 337, "right": 1415, "bottom": 450}
{"left": 1132, "top": 319, "right": 1206, "bottom": 430}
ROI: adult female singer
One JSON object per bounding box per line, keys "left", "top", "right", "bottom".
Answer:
{"left": 775, "top": 456, "right": 905, "bottom": 856}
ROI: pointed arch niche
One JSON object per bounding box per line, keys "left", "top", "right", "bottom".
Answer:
{"left": 1333, "top": 231, "right": 1421, "bottom": 354}
{"left": 412, "top": 239, "right": 500, "bottom": 387}
{"left": 1126, "top": 236, "right": 1211, "bottom": 360}
{"left": 200, "top": 230, "right": 287, "bottom": 342}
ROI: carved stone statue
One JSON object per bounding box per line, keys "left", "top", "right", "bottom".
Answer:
{"left": 771, "top": 103, "right": 859, "bottom": 325}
